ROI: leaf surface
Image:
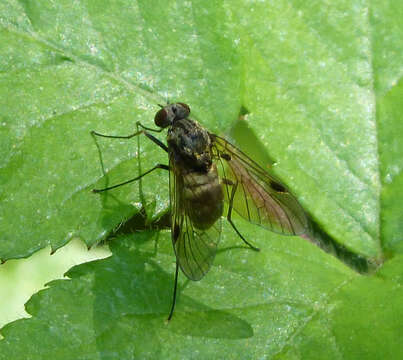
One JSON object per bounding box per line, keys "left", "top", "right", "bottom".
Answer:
{"left": 0, "top": 0, "right": 402, "bottom": 358}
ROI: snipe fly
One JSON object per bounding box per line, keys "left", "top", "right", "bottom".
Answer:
{"left": 92, "top": 103, "right": 308, "bottom": 320}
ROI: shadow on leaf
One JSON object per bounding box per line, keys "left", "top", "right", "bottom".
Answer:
{"left": 65, "top": 231, "right": 253, "bottom": 356}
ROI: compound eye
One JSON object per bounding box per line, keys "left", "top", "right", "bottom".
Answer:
{"left": 154, "top": 108, "right": 170, "bottom": 128}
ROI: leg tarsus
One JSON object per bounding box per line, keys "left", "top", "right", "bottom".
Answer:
{"left": 227, "top": 181, "right": 260, "bottom": 252}
{"left": 228, "top": 218, "right": 260, "bottom": 252}
{"left": 92, "top": 164, "right": 169, "bottom": 193}
{"left": 167, "top": 261, "right": 179, "bottom": 321}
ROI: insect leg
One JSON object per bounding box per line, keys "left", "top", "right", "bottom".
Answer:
{"left": 93, "top": 164, "right": 169, "bottom": 193}
{"left": 142, "top": 132, "right": 168, "bottom": 152}
{"left": 227, "top": 181, "right": 260, "bottom": 252}
{"left": 136, "top": 121, "right": 164, "bottom": 133}
{"left": 167, "top": 260, "right": 179, "bottom": 321}
{"left": 91, "top": 121, "right": 168, "bottom": 152}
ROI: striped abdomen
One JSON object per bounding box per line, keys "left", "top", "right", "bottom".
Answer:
{"left": 182, "top": 164, "right": 224, "bottom": 230}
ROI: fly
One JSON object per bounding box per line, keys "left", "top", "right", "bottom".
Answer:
{"left": 91, "top": 103, "right": 308, "bottom": 320}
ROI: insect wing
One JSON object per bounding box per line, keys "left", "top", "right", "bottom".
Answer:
{"left": 169, "top": 155, "right": 222, "bottom": 281}
{"left": 212, "top": 135, "right": 308, "bottom": 236}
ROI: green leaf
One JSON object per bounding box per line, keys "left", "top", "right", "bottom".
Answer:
{"left": 1, "top": 0, "right": 402, "bottom": 358}
{"left": 1, "top": 232, "right": 402, "bottom": 359}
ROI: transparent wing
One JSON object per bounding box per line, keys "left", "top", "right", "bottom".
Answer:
{"left": 169, "top": 155, "right": 222, "bottom": 281}
{"left": 211, "top": 134, "right": 308, "bottom": 236}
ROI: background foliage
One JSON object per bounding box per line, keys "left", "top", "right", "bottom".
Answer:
{"left": 0, "top": 0, "right": 402, "bottom": 358}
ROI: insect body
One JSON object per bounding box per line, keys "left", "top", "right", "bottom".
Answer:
{"left": 92, "top": 103, "right": 308, "bottom": 320}
{"left": 167, "top": 114, "right": 223, "bottom": 232}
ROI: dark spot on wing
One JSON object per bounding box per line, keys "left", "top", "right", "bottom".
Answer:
{"left": 222, "top": 178, "right": 234, "bottom": 185}
{"left": 270, "top": 180, "right": 287, "bottom": 193}
{"left": 221, "top": 153, "right": 231, "bottom": 161}
{"left": 173, "top": 223, "right": 180, "bottom": 243}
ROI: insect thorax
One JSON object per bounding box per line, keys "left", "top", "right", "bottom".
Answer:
{"left": 167, "top": 118, "right": 212, "bottom": 171}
